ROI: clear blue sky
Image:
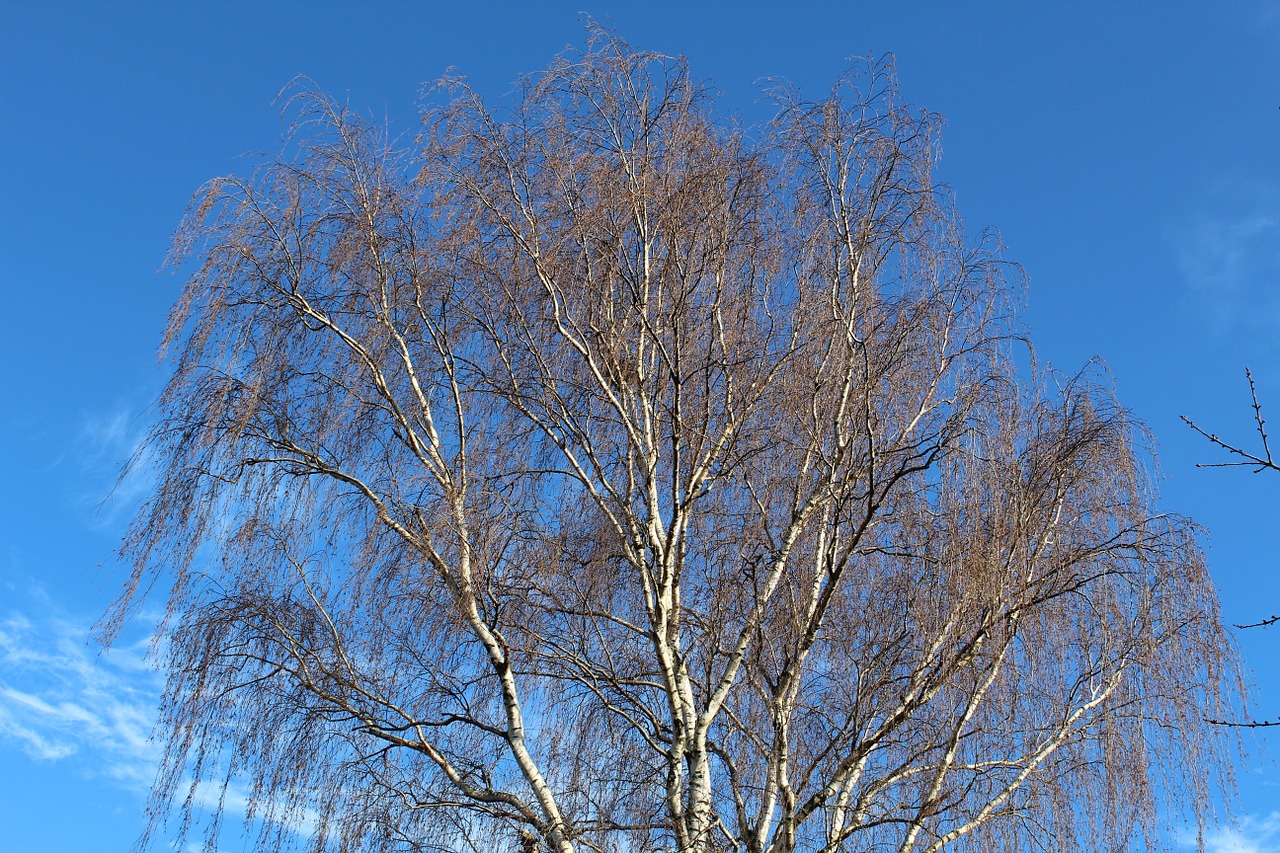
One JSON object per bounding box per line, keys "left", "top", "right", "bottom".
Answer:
{"left": 2, "top": 2, "right": 1279, "bottom": 850}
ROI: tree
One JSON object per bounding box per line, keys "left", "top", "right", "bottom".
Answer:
{"left": 106, "top": 32, "right": 1240, "bottom": 853}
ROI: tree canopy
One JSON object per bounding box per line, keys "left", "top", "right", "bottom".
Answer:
{"left": 107, "top": 32, "right": 1241, "bottom": 853}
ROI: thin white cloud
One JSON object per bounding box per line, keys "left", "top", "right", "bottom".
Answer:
{"left": 1172, "top": 179, "right": 1280, "bottom": 340}
{"left": 0, "top": 710, "right": 77, "bottom": 761}
{"left": 1176, "top": 218, "right": 1280, "bottom": 328}
{"left": 73, "top": 403, "right": 156, "bottom": 531}
{"left": 185, "top": 778, "right": 319, "bottom": 834}
{"left": 0, "top": 605, "right": 161, "bottom": 790}
{"left": 1257, "top": 0, "right": 1280, "bottom": 30}
{"left": 1188, "top": 813, "right": 1280, "bottom": 853}
{"left": 1179, "top": 214, "right": 1277, "bottom": 293}
{"left": 0, "top": 593, "right": 316, "bottom": 847}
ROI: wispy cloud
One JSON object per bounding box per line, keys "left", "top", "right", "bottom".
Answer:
{"left": 1196, "top": 812, "right": 1280, "bottom": 853}
{"left": 1256, "top": 0, "right": 1280, "bottom": 31}
{"left": 0, "top": 591, "right": 320, "bottom": 848}
{"left": 0, "top": 603, "right": 161, "bottom": 790}
{"left": 1178, "top": 214, "right": 1278, "bottom": 294}
{"left": 73, "top": 403, "right": 156, "bottom": 531}
{"left": 1172, "top": 179, "right": 1280, "bottom": 341}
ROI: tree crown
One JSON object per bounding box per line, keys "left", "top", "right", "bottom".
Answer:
{"left": 108, "top": 31, "right": 1242, "bottom": 853}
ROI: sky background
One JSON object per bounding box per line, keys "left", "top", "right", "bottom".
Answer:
{"left": 2, "top": 2, "right": 1280, "bottom": 851}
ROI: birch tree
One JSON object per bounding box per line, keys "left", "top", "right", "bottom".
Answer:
{"left": 107, "top": 32, "right": 1241, "bottom": 853}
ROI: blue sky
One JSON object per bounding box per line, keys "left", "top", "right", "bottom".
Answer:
{"left": 2, "top": 2, "right": 1280, "bottom": 850}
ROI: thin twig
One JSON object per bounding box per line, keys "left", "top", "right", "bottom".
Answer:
{"left": 1205, "top": 716, "right": 1280, "bottom": 728}
{"left": 1187, "top": 367, "right": 1280, "bottom": 729}
{"left": 1181, "top": 367, "right": 1280, "bottom": 474}
{"left": 1249, "top": 366, "right": 1274, "bottom": 466}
